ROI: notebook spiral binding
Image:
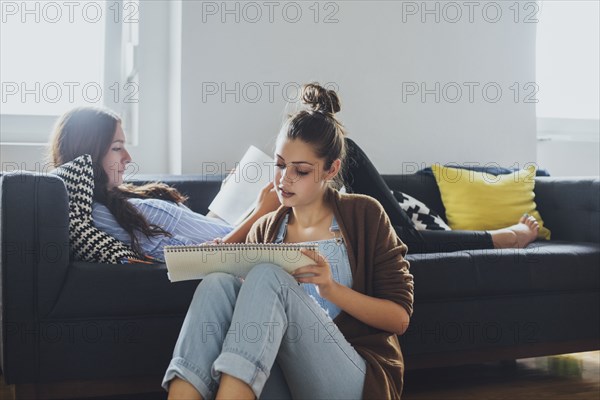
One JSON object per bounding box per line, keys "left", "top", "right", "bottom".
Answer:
{"left": 164, "top": 243, "right": 318, "bottom": 253}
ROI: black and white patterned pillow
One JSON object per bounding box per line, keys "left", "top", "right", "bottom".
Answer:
{"left": 51, "top": 154, "right": 139, "bottom": 263}
{"left": 391, "top": 190, "right": 451, "bottom": 231}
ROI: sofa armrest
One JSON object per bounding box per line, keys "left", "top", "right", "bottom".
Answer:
{"left": 1, "top": 172, "right": 70, "bottom": 381}
{"left": 534, "top": 177, "right": 600, "bottom": 243}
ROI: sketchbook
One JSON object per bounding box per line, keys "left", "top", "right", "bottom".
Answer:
{"left": 163, "top": 243, "right": 318, "bottom": 282}
{"left": 208, "top": 145, "right": 274, "bottom": 226}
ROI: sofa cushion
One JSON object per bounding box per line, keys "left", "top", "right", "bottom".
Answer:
{"left": 431, "top": 164, "right": 551, "bottom": 240}
{"left": 51, "top": 154, "right": 139, "bottom": 264}
{"left": 534, "top": 177, "right": 600, "bottom": 243}
{"left": 418, "top": 165, "right": 551, "bottom": 177}
{"left": 405, "top": 241, "right": 600, "bottom": 300}
{"left": 383, "top": 174, "right": 448, "bottom": 223}
{"left": 47, "top": 241, "right": 600, "bottom": 318}
{"left": 47, "top": 261, "right": 199, "bottom": 319}
{"left": 391, "top": 189, "right": 450, "bottom": 231}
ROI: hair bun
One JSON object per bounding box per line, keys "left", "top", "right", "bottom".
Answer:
{"left": 301, "top": 83, "right": 341, "bottom": 115}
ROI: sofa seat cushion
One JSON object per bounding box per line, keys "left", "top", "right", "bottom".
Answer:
{"left": 43, "top": 242, "right": 600, "bottom": 317}
{"left": 46, "top": 262, "right": 199, "bottom": 319}
{"left": 405, "top": 241, "right": 600, "bottom": 300}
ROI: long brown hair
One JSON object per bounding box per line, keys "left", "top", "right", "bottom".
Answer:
{"left": 279, "top": 83, "right": 347, "bottom": 189}
{"left": 48, "top": 106, "right": 188, "bottom": 255}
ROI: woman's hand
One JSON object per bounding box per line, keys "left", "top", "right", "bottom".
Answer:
{"left": 292, "top": 248, "right": 339, "bottom": 300}
{"left": 202, "top": 237, "right": 223, "bottom": 245}
{"left": 254, "top": 181, "right": 280, "bottom": 216}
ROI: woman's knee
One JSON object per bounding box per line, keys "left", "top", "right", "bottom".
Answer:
{"left": 202, "top": 271, "right": 240, "bottom": 285}
{"left": 245, "top": 263, "right": 292, "bottom": 286}
{"left": 195, "top": 272, "right": 242, "bottom": 298}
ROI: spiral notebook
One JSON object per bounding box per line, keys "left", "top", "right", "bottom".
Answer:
{"left": 163, "top": 243, "right": 319, "bottom": 282}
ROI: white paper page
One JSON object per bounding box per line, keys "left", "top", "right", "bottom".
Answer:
{"left": 164, "top": 244, "right": 318, "bottom": 282}
{"left": 208, "top": 146, "right": 274, "bottom": 226}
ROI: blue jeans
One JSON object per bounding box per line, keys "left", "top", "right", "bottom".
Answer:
{"left": 162, "top": 263, "right": 367, "bottom": 399}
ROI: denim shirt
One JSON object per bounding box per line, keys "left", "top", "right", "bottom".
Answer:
{"left": 274, "top": 211, "right": 353, "bottom": 320}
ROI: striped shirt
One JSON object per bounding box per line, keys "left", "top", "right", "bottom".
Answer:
{"left": 92, "top": 198, "right": 233, "bottom": 261}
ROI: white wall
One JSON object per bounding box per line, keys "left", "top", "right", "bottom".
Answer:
{"left": 177, "top": 1, "right": 538, "bottom": 175}
{"left": 538, "top": 140, "right": 600, "bottom": 177}
{"left": 537, "top": 119, "right": 600, "bottom": 176}
{"left": 1, "top": 1, "right": 541, "bottom": 176}
{"left": 0, "top": 144, "right": 47, "bottom": 172}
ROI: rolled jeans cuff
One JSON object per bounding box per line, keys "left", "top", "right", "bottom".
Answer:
{"left": 162, "top": 356, "right": 216, "bottom": 399}
{"left": 211, "top": 351, "right": 270, "bottom": 398}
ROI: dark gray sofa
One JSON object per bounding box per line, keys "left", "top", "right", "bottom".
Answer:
{"left": 1, "top": 171, "right": 598, "bottom": 398}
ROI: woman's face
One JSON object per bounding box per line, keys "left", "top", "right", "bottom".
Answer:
{"left": 274, "top": 137, "right": 339, "bottom": 208}
{"left": 102, "top": 122, "right": 131, "bottom": 189}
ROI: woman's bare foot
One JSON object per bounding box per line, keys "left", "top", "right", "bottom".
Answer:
{"left": 490, "top": 214, "right": 540, "bottom": 249}
{"left": 509, "top": 214, "right": 540, "bottom": 247}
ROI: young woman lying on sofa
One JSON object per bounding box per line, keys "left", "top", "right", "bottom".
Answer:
{"left": 48, "top": 106, "right": 281, "bottom": 260}
{"left": 48, "top": 95, "right": 540, "bottom": 261}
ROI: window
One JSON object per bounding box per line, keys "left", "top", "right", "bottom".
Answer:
{"left": 0, "top": 0, "right": 139, "bottom": 144}
{"left": 536, "top": 0, "right": 600, "bottom": 140}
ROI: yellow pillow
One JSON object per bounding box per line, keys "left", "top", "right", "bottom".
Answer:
{"left": 431, "top": 164, "right": 550, "bottom": 240}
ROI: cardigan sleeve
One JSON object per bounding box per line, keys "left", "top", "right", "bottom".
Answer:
{"left": 245, "top": 214, "right": 268, "bottom": 243}
{"left": 372, "top": 205, "right": 415, "bottom": 318}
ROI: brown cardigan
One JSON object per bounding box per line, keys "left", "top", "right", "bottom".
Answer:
{"left": 246, "top": 187, "right": 415, "bottom": 399}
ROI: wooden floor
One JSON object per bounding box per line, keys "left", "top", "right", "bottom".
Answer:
{"left": 2, "top": 351, "right": 598, "bottom": 399}
{"left": 403, "top": 351, "right": 600, "bottom": 400}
